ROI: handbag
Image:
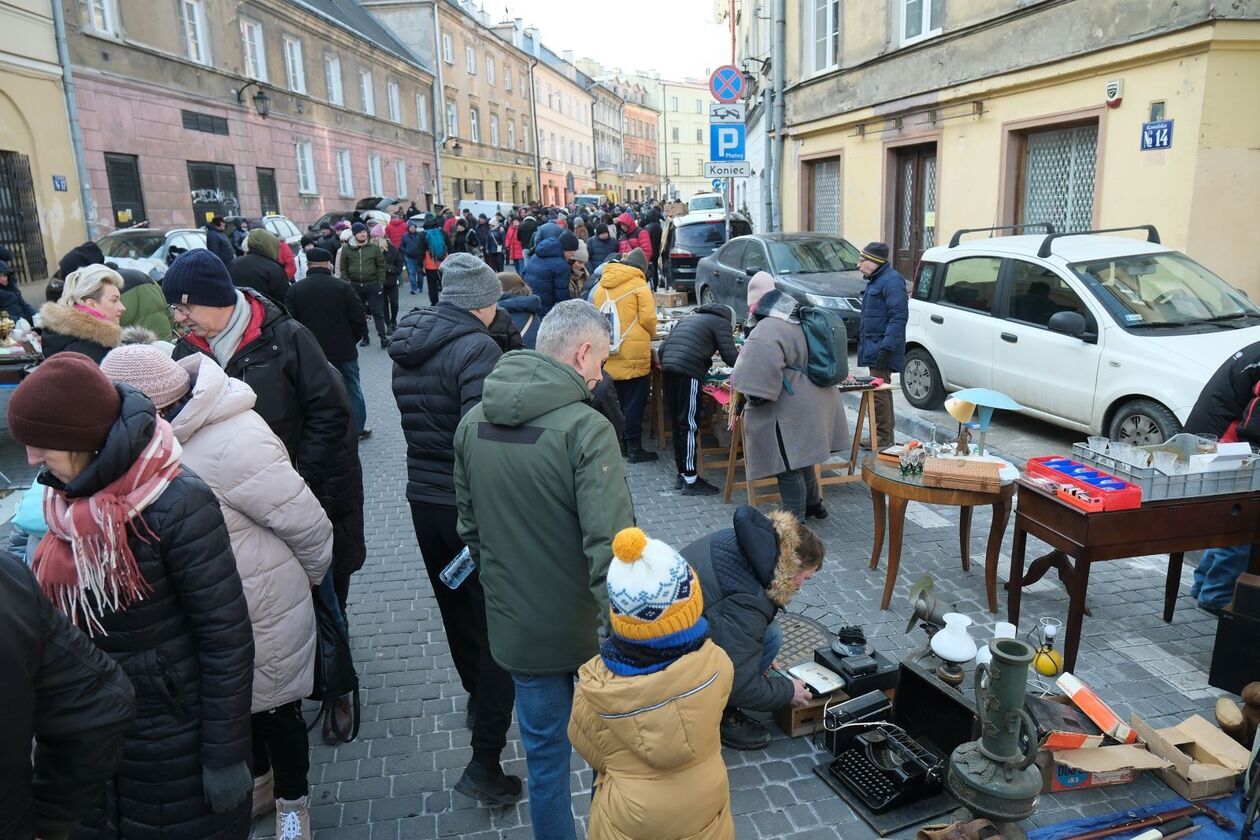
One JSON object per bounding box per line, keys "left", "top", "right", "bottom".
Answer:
{"left": 307, "top": 573, "right": 360, "bottom": 742}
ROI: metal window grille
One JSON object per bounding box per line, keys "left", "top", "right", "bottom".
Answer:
{"left": 0, "top": 152, "right": 48, "bottom": 281}
{"left": 180, "top": 110, "right": 229, "bottom": 135}
{"left": 1022, "top": 124, "right": 1098, "bottom": 233}
{"left": 898, "top": 157, "right": 916, "bottom": 251}
{"left": 809, "top": 158, "right": 840, "bottom": 234}
{"left": 923, "top": 154, "right": 937, "bottom": 248}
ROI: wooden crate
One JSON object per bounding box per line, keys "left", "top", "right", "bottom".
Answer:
{"left": 774, "top": 689, "right": 848, "bottom": 738}
{"left": 654, "top": 290, "right": 689, "bottom": 308}
{"left": 922, "top": 457, "right": 1002, "bottom": 493}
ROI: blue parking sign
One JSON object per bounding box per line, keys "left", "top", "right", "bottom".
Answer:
{"left": 1141, "top": 119, "right": 1173, "bottom": 151}
{"left": 709, "top": 124, "right": 746, "bottom": 161}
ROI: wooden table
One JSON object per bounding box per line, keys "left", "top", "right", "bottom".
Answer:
{"left": 863, "top": 457, "right": 1016, "bottom": 613}
{"left": 1007, "top": 479, "right": 1260, "bottom": 673}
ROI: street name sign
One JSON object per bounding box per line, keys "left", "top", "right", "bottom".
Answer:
{"left": 704, "top": 160, "right": 751, "bottom": 178}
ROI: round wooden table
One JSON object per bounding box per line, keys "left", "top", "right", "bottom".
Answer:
{"left": 862, "top": 456, "right": 1016, "bottom": 613}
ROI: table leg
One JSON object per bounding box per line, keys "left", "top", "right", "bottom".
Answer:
{"left": 869, "top": 488, "right": 887, "bottom": 570}
{"left": 868, "top": 393, "right": 880, "bottom": 457}
{"left": 1164, "top": 552, "right": 1184, "bottom": 623}
{"left": 1008, "top": 524, "right": 1027, "bottom": 626}
{"left": 985, "top": 497, "right": 1012, "bottom": 615}
{"left": 959, "top": 506, "right": 972, "bottom": 572}
{"left": 848, "top": 392, "right": 869, "bottom": 476}
{"left": 1063, "top": 557, "right": 1090, "bottom": 674}
{"left": 880, "top": 496, "right": 908, "bottom": 610}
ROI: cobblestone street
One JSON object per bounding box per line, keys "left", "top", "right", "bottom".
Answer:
{"left": 251, "top": 317, "right": 1226, "bottom": 840}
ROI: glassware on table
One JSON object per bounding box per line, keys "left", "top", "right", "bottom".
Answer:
{"left": 1109, "top": 442, "right": 1133, "bottom": 466}
{"left": 1151, "top": 451, "right": 1178, "bottom": 474}
{"left": 1196, "top": 434, "right": 1219, "bottom": 454}
{"left": 1087, "top": 436, "right": 1109, "bottom": 454}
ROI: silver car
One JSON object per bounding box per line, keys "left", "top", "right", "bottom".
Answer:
{"left": 96, "top": 228, "right": 207, "bottom": 280}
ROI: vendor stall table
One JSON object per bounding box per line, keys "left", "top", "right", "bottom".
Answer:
{"left": 1006, "top": 478, "right": 1260, "bottom": 674}
{"left": 863, "top": 456, "right": 1016, "bottom": 613}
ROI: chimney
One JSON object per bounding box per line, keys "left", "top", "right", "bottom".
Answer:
{"left": 514, "top": 17, "right": 523, "bottom": 30}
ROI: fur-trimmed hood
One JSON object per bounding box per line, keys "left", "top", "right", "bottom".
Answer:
{"left": 39, "top": 301, "right": 121, "bottom": 348}
{"left": 764, "top": 508, "right": 804, "bottom": 606}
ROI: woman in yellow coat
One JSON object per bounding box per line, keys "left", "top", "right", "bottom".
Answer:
{"left": 592, "top": 249, "right": 658, "bottom": 462}
{"left": 568, "top": 527, "right": 735, "bottom": 840}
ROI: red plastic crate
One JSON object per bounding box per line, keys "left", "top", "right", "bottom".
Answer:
{"left": 1025, "top": 455, "right": 1142, "bottom": 512}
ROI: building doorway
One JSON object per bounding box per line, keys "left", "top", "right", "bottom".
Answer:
{"left": 804, "top": 156, "right": 841, "bottom": 234}
{"left": 893, "top": 144, "right": 937, "bottom": 278}
{"left": 0, "top": 151, "right": 48, "bottom": 282}
{"left": 104, "top": 152, "right": 147, "bottom": 228}
{"left": 186, "top": 161, "right": 239, "bottom": 225}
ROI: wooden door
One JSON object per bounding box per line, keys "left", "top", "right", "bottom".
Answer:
{"left": 893, "top": 145, "right": 937, "bottom": 278}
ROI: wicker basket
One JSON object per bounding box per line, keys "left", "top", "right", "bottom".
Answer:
{"left": 923, "top": 457, "right": 1002, "bottom": 493}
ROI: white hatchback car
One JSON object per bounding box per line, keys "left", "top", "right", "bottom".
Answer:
{"left": 902, "top": 225, "right": 1260, "bottom": 444}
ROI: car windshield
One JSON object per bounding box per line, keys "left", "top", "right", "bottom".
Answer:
{"left": 767, "top": 239, "right": 861, "bottom": 273}
{"left": 1071, "top": 253, "right": 1260, "bottom": 326}
{"left": 98, "top": 233, "right": 165, "bottom": 259}
{"left": 676, "top": 222, "right": 726, "bottom": 248}
{"left": 690, "top": 195, "right": 723, "bottom": 211}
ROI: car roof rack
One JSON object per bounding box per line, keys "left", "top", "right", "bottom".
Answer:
{"left": 1036, "top": 225, "right": 1160, "bottom": 258}
{"left": 948, "top": 223, "right": 1055, "bottom": 248}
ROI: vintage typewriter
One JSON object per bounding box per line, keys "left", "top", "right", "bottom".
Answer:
{"left": 827, "top": 725, "right": 946, "bottom": 813}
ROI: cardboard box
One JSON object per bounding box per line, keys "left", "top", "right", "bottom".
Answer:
{"left": 774, "top": 690, "right": 845, "bottom": 738}
{"left": 662, "top": 200, "right": 688, "bottom": 218}
{"left": 1027, "top": 694, "right": 1104, "bottom": 751}
{"left": 1056, "top": 673, "right": 1137, "bottom": 744}
{"left": 1129, "top": 713, "right": 1253, "bottom": 800}
{"left": 654, "top": 290, "right": 688, "bottom": 308}
{"left": 1036, "top": 744, "right": 1169, "bottom": 794}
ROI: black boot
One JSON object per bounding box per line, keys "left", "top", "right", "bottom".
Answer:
{"left": 805, "top": 502, "right": 829, "bottom": 520}
{"left": 358, "top": 336, "right": 370, "bottom": 347}
{"left": 453, "top": 757, "right": 523, "bottom": 806}
{"left": 720, "top": 708, "right": 771, "bottom": 751}
{"left": 625, "top": 445, "right": 659, "bottom": 463}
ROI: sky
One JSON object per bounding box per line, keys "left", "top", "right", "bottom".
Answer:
{"left": 498, "top": 0, "right": 732, "bottom": 82}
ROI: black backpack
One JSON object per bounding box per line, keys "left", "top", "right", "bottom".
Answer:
{"left": 796, "top": 305, "right": 849, "bottom": 387}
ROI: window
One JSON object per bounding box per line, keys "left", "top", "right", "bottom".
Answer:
{"left": 807, "top": 0, "right": 841, "bottom": 72}
{"left": 486, "top": 56, "right": 495, "bottom": 85}
{"left": 901, "top": 0, "right": 943, "bottom": 45}
{"left": 940, "top": 257, "right": 1001, "bottom": 312}
{"left": 695, "top": 157, "right": 703, "bottom": 175}
{"left": 180, "top": 0, "right": 210, "bottom": 64}
{"left": 507, "top": 120, "right": 516, "bottom": 149}
{"left": 538, "top": 128, "right": 545, "bottom": 154}
{"left": 181, "top": 110, "right": 229, "bottom": 135}
{"left": 446, "top": 101, "right": 458, "bottom": 138}
{"left": 695, "top": 128, "right": 702, "bottom": 143}
{"left": 336, "top": 149, "right": 353, "bottom": 195}
{"left": 441, "top": 32, "right": 453, "bottom": 64}
{"left": 359, "top": 69, "right": 375, "bottom": 115}
{"left": 395, "top": 158, "right": 407, "bottom": 196}
{"left": 695, "top": 99, "right": 702, "bottom": 113}
{"left": 295, "top": 141, "right": 316, "bottom": 194}
{"left": 368, "top": 153, "right": 383, "bottom": 194}
{"left": 1005, "top": 260, "right": 1086, "bottom": 328}
{"left": 671, "top": 127, "right": 679, "bottom": 142}
{"left": 240, "top": 18, "right": 266, "bottom": 81}
{"left": 670, "top": 96, "right": 679, "bottom": 111}
{"left": 550, "top": 132, "right": 556, "bottom": 158}
{"left": 325, "top": 54, "right": 343, "bottom": 105}
{"left": 672, "top": 158, "right": 680, "bottom": 176}
{"left": 283, "top": 37, "right": 305, "bottom": 94}
{"left": 387, "top": 81, "right": 401, "bottom": 122}
{"left": 469, "top": 108, "right": 480, "bottom": 143}
{"left": 504, "top": 65, "right": 512, "bottom": 91}
{"left": 1020, "top": 123, "right": 1098, "bottom": 233}
{"left": 257, "top": 167, "right": 279, "bottom": 215}
{"left": 568, "top": 138, "right": 575, "bottom": 164}
{"left": 416, "top": 93, "right": 428, "bottom": 131}
{"left": 740, "top": 241, "right": 769, "bottom": 273}
{"left": 88, "top": 0, "right": 119, "bottom": 35}
{"left": 466, "top": 45, "right": 476, "bottom": 74}
{"left": 489, "top": 114, "right": 499, "bottom": 147}
{"left": 546, "top": 84, "right": 553, "bottom": 109}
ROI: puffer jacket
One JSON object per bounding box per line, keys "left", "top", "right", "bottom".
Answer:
{"left": 569, "top": 640, "right": 735, "bottom": 840}
{"left": 498, "top": 290, "right": 542, "bottom": 349}
{"left": 522, "top": 235, "right": 571, "bottom": 315}
{"left": 517, "top": 215, "right": 539, "bottom": 254}
{"left": 389, "top": 302, "right": 501, "bottom": 505}
{"left": 616, "top": 212, "right": 653, "bottom": 261}
{"left": 0, "top": 278, "right": 36, "bottom": 324}
{"left": 53, "top": 387, "right": 254, "bottom": 839}
{"left": 203, "top": 223, "right": 235, "bottom": 266}
{"left": 681, "top": 506, "right": 804, "bottom": 713}
{"left": 857, "top": 261, "right": 909, "bottom": 371}
{"left": 660, "top": 303, "right": 738, "bottom": 381}
{"left": 1184, "top": 340, "right": 1260, "bottom": 441}
{"left": 593, "top": 261, "right": 657, "bottom": 380}
{"left": 38, "top": 301, "right": 121, "bottom": 363}
{"left": 117, "top": 269, "right": 174, "bottom": 340}
{"left": 400, "top": 227, "right": 424, "bottom": 260}
{"left": 386, "top": 218, "right": 407, "bottom": 249}
{"left": 228, "top": 252, "right": 288, "bottom": 306}
{"left": 168, "top": 355, "right": 333, "bottom": 713}
{"left": 338, "top": 238, "right": 386, "bottom": 285}
{"left": 586, "top": 234, "right": 618, "bottom": 270}
{"left": 504, "top": 223, "right": 524, "bottom": 260}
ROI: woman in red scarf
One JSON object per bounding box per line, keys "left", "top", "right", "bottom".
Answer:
{"left": 7, "top": 352, "right": 256, "bottom": 839}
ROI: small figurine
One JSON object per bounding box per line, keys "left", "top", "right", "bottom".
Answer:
{"left": 899, "top": 441, "right": 927, "bottom": 475}
{"left": 0, "top": 312, "right": 14, "bottom": 347}
{"left": 954, "top": 423, "right": 972, "bottom": 457}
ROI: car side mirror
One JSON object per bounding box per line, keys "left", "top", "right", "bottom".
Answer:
{"left": 1047, "top": 310, "right": 1087, "bottom": 338}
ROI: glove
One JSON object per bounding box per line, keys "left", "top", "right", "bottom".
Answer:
{"left": 202, "top": 761, "right": 251, "bottom": 814}
{"left": 874, "top": 350, "right": 891, "bottom": 371}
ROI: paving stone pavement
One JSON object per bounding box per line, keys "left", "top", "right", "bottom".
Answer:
{"left": 252, "top": 307, "right": 1229, "bottom": 839}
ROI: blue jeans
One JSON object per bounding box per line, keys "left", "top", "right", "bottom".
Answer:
{"left": 512, "top": 258, "right": 525, "bottom": 275}
{"left": 331, "top": 358, "right": 367, "bottom": 434}
{"left": 1192, "top": 544, "right": 1253, "bottom": 608}
{"left": 760, "top": 618, "right": 783, "bottom": 675}
{"left": 404, "top": 257, "right": 421, "bottom": 293}
{"left": 512, "top": 672, "right": 577, "bottom": 840}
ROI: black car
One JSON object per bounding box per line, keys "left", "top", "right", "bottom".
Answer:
{"left": 695, "top": 233, "right": 865, "bottom": 340}
{"left": 661, "top": 211, "right": 752, "bottom": 293}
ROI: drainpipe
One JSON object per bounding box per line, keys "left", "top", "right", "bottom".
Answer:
{"left": 771, "top": 0, "right": 785, "bottom": 231}
{"left": 528, "top": 57, "right": 540, "bottom": 203}
{"left": 51, "top": 0, "right": 97, "bottom": 240}
{"left": 428, "top": 0, "right": 446, "bottom": 208}
{"left": 762, "top": 89, "right": 772, "bottom": 232}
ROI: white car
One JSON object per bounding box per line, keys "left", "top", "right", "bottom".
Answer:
{"left": 96, "top": 228, "right": 207, "bottom": 280}
{"left": 902, "top": 225, "right": 1260, "bottom": 444}
{"left": 687, "top": 192, "right": 725, "bottom": 213}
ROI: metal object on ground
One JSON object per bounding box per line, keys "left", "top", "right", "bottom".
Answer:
{"left": 946, "top": 638, "right": 1041, "bottom": 824}
{"left": 1064, "top": 803, "right": 1232, "bottom": 840}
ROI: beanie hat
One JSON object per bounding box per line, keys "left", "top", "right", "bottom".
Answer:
{"left": 101, "top": 345, "right": 190, "bottom": 410}
{"left": 351, "top": 222, "right": 367, "bottom": 234}
{"left": 606, "top": 527, "right": 704, "bottom": 642}
{"left": 622, "top": 247, "right": 648, "bottom": 274}
{"left": 439, "top": 252, "right": 503, "bottom": 311}
{"left": 8, "top": 352, "right": 122, "bottom": 451}
{"left": 747, "top": 270, "right": 775, "bottom": 309}
{"left": 596, "top": 223, "right": 610, "bottom": 237}
{"left": 162, "top": 248, "right": 238, "bottom": 308}
{"left": 370, "top": 224, "right": 386, "bottom": 238}
{"left": 245, "top": 228, "right": 280, "bottom": 262}
{"left": 559, "top": 231, "right": 580, "bottom": 254}
{"left": 334, "top": 220, "right": 351, "bottom": 231}
{"left": 574, "top": 241, "right": 589, "bottom": 263}
{"left": 306, "top": 247, "right": 333, "bottom": 264}
{"left": 57, "top": 241, "right": 105, "bottom": 280}
{"left": 0, "top": 260, "right": 9, "bottom": 275}
{"left": 860, "top": 242, "right": 890, "bottom": 264}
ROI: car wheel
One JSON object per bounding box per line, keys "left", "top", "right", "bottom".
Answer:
{"left": 700, "top": 286, "right": 717, "bottom": 306}
{"left": 1108, "top": 399, "right": 1181, "bottom": 446}
{"left": 900, "top": 348, "right": 946, "bottom": 409}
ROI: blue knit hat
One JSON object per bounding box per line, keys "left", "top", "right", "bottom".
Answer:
{"left": 162, "top": 249, "right": 237, "bottom": 307}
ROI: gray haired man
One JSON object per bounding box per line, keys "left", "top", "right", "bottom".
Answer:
{"left": 453, "top": 300, "right": 635, "bottom": 840}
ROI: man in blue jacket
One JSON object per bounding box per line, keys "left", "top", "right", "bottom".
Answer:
{"left": 203, "top": 216, "right": 236, "bottom": 267}
{"left": 857, "top": 242, "right": 908, "bottom": 450}
{"left": 522, "top": 227, "right": 570, "bottom": 315}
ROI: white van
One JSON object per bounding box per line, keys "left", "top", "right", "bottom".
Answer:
{"left": 902, "top": 225, "right": 1260, "bottom": 444}
{"left": 457, "top": 200, "right": 515, "bottom": 220}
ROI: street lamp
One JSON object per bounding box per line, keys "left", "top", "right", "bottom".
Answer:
{"left": 452, "top": 140, "right": 464, "bottom": 157}
{"left": 234, "top": 80, "right": 271, "bottom": 118}
{"left": 544, "top": 160, "right": 553, "bottom": 172}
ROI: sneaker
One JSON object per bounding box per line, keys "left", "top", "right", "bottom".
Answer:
{"left": 275, "top": 796, "right": 310, "bottom": 840}
{"left": 251, "top": 770, "right": 274, "bottom": 819}
{"left": 681, "top": 477, "right": 721, "bottom": 496}
{"left": 805, "top": 502, "right": 829, "bottom": 520}
{"left": 358, "top": 336, "right": 370, "bottom": 347}
{"left": 453, "top": 759, "right": 523, "bottom": 806}
{"left": 675, "top": 475, "right": 685, "bottom": 489}
{"left": 357, "top": 428, "right": 373, "bottom": 440}
{"left": 625, "top": 446, "right": 659, "bottom": 463}
{"left": 720, "top": 708, "right": 771, "bottom": 751}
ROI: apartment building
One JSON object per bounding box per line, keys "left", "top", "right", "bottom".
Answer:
{"left": 590, "top": 81, "right": 624, "bottom": 199}
{"left": 660, "top": 78, "right": 711, "bottom": 201}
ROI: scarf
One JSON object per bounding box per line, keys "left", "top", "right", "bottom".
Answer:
{"left": 34, "top": 418, "right": 183, "bottom": 634}
{"left": 73, "top": 303, "right": 109, "bottom": 320}
{"left": 209, "top": 290, "right": 250, "bottom": 367}
{"left": 599, "top": 618, "right": 709, "bottom": 677}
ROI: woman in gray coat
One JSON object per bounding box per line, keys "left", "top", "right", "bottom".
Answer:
{"left": 731, "top": 274, "right": 849, "bottom": 519}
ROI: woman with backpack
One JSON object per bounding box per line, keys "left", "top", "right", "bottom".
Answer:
{"left": 418, "top": 216, "right": 448, "bottom": 306}
{"left": 731, "top": 272, "right": 849, "bottom": 521}
{"left": 592, "top": 247, "right": 657, "bottom": 463}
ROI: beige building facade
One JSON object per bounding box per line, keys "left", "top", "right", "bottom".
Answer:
{"left": 660, "top": 78, "right": 712, "bottom": 201}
